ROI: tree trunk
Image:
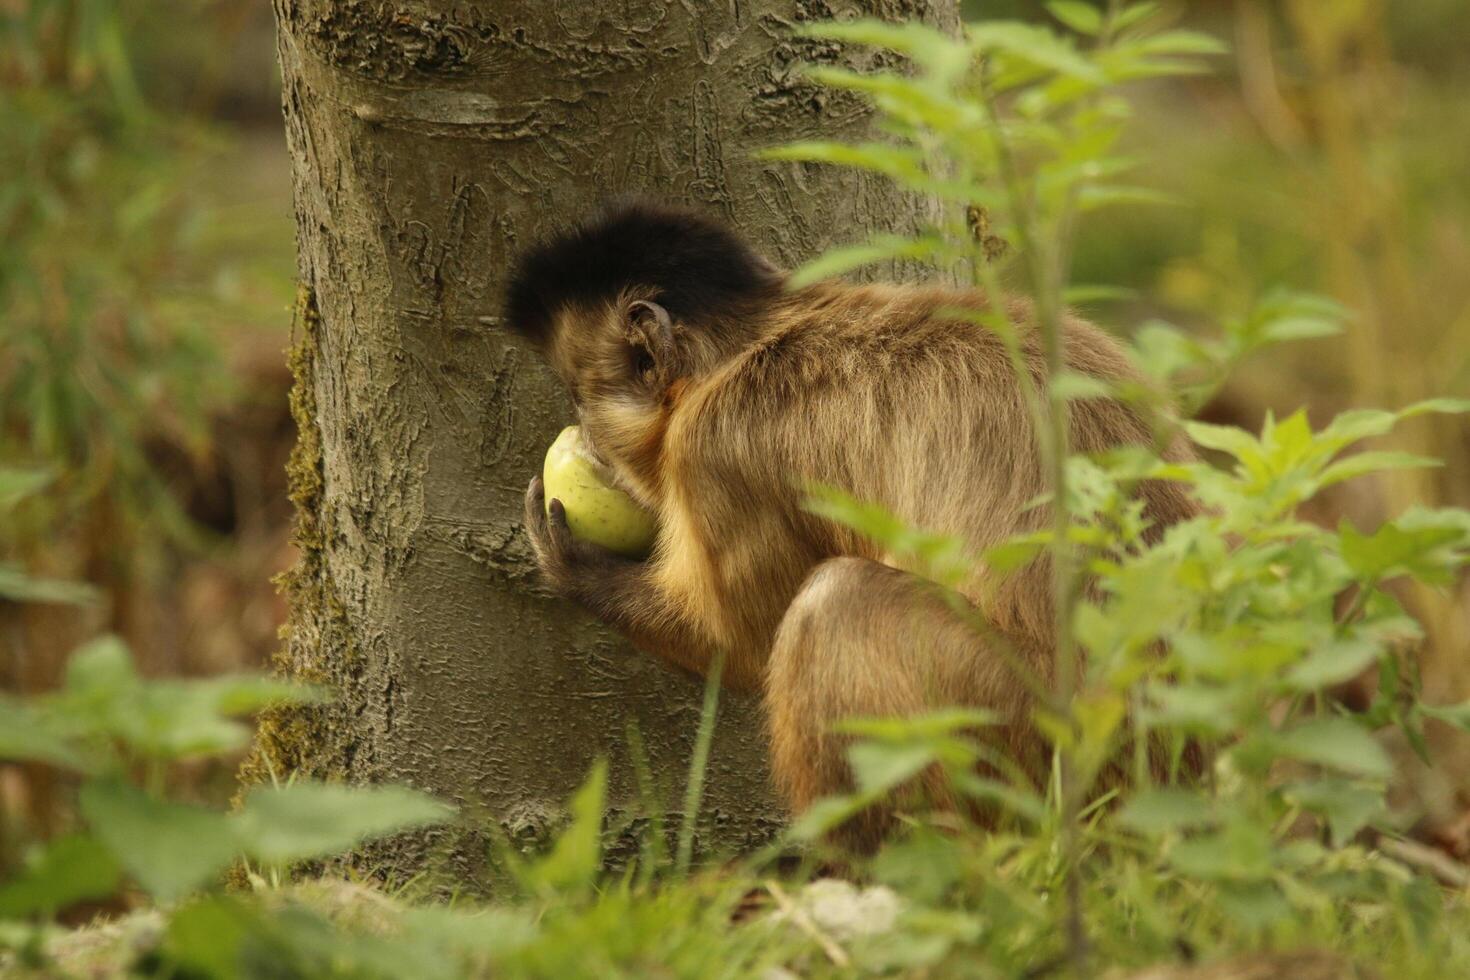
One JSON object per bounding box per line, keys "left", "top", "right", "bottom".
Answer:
{"left": 253, "top": 0, "right": 959, "bottom": 883}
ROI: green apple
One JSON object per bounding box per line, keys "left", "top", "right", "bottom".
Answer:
{"left": 542, "top": 425, "right": 657, "bottom": 558}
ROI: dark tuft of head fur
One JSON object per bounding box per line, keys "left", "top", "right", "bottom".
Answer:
{"left": 503, "top": 199, "right": 784, "bottom": 345}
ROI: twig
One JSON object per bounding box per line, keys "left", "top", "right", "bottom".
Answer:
{"left": 1378, "top": 837, "right": 1470, "bottom": 890}
{"left": 765, "top": 879, "right": 851, "bottom": 969}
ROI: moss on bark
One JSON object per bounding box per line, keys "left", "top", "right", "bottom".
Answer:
{"left": 237, "top": 286, "right": 353, "bottom": 794}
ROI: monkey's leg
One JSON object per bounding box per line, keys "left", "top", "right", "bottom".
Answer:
{"left": 765, "top": 557, "right": 1048, "bottom": 852}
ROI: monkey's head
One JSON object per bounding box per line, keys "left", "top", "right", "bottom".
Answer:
{"left": 504, "top": 200, "right": 784, "bottom": 500}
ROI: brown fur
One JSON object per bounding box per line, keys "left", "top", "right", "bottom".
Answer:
{"left": 768, "top": 557, "right": 1053, "bottom": 849}
{"left": 518, "top": 237, "right": 1198, "bottom": 850}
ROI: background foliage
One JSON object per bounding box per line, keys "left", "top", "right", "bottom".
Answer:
{"left": 2, "top": 1, "right": 1469, "bottom": 978}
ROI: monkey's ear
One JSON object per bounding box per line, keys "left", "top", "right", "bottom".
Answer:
{"left": 623, "top": 299, "right": 679, "bottom": 387}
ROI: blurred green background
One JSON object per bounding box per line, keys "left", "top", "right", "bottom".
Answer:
{"left": 3, "top": 0, "right": 1467, "bottom": 843}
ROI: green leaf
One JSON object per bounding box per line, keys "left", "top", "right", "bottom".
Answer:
{"left": 1052, "top": 371, "right": 1115, "bottom": 401}
{"left": 146, "top": 675, "right": 327, "bottom": 761}
{"left": 1099, "top": 51, "right": 1214, "bottom": 83}
{"left": 1318, "top": 451, "right": 1440, "bottom": 489}
{"left": 1284, "top": 637, "right": 1382, "bottom": 691}
{"left": 787, "top": 234, "right": 950, "bottom": 288}
{"left": 80, "top": 779, "right": 241, "bottom": 900}
{"left": 0, "top": 696, "right": 90, "bottom": 770}
{"left": 0, "top": 565, "right": 101, "bottom": 606}
{"left": 1285, "top": 780, "right": 1384, "bottom": 847}
{"left": 1226, "top": 290, "right": 1346, "bottom": 355}
{"left": 165, "top": 895, "right": 449, "bottom": 980}
{"left": 233, "top": 782, "right": 454, "bottom": 867}
{"left": 804, "top": 484, "right": 911, "bottom": 541}
{"left": 1399, "top": 397, "right": 1470, "bottom": 418}
{"left": 1399, "top": 506, "right": 1470, "bottom": 536}
{"left": 982, "top": 532, "right": 1049, "bottom": 575}
{"left": 1075, "top": 692, "right": 1127, "bottom": 767}
{"left": 1112, "top": 2, "right": 1161, "bottom": 32}
{"left": 397, "top": 906, "right": 540, "bottom": 964}
{"left": 759, "top": 141, "right": 975, "bottom": 201}
{"left": 1076, "top": 184, "right": 1181, "bottom": 211}
{"left": 0, "top": 468, "right": 53, "bottom": 510}
{"left": 1340, "top": 518, "right": 1466, "bottom": 585}
{"left": 161, "top": 897, "right": 253, "bottom": 979}
{"left": 848, "top": 741, "right": 937, "bottom": 796}
{"left": 1168, "top": 819, "right": 1273, "bottom": 882}
{"left": 968, "top": 23, "right": 1104, "bottom": 83}
{"left": 1131, "top": 320, "right": 1214, "bottom": 380}
{"left": 797, "top": 19, "right": 970, "bottom": 81}
{"left": 63, "top": 635, "right": 138, "bottom": 698}
{"left": 838, "top": 709, "right": 1000, "bottom": 742}
{"left": 1319, "top": 408, "right": 1398, "bottom": 447}
{"left": 1182, "top": 421, "right": 1262, "bottom": 468}
{"left": 1418, "top": 700, "right": 1470, "bottom": 732}
{"left": 48, "top": 638, "right": 324, "bottom": 762}
{"left": 1261, "top": 316, "right": 1344, "bottom": 343}
{"left": 1270, "top": 718, "right": 1391, "bottom": 778}
{"left": 96, "top": 676, "right": 319, "bottom": 762}
{"left": 787, "top": 796, "right": 868, "bottom": 842}
{"left": 1215, "top": 880, "right": 1291, "bottom": 931}
{"left": 1116, "top": 789, "right": 1216, "bottom": 836}
{"left": 949, "top": 773, "right": 1047, "bottom": 825}
{"left": 119, "top": 689, "right": 262, "bottom": 761}
{"left": 531, "top": 760, "right": 606, "bottom": 894}
{"left": 1258, "top": 410, "right": 1316, "bottom": 474}
{"left": 1142, "top": 683, "right": 1242, "bottom": 736}
{"left": 202, "top": 676, "right": 326, "bottom": 716}
{"left": 799, "top": 67, "right": 980, "bottom": 133}
{"left": 0, "top": 835, "right": 120, "bottom": 918}
{"left": 1128, "top": 30, "right": 1229, "bottom": 57}
{"left": 802, "top": 483, "right": 972, "bottom": 587}
{"left": 1046, "top": 1, "right": 1103, "bottom": 35}
{"left": 1064, "top": 284, "right": 1137, "bottom": 305}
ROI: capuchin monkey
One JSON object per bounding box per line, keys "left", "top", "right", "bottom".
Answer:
{"left": 506, "top": 200, "right": 1198, "bottom": 849}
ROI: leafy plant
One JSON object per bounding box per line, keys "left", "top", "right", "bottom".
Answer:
{"left": 0, "top": 469, "right": 99, "bottom": 606}
{"left": 0, "top": 637, "right": 452, "bottom": 939}
{"left": 762, "top": 4, "right": 1470, "bottom": 973}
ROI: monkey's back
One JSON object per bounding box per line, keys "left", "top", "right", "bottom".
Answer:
{"left": 673, "top": 282, "right": 1194, "bottom": 646}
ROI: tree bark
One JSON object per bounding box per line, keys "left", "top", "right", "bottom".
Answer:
{"left": 254, "top": 0, "right": 959, "bottom": 882}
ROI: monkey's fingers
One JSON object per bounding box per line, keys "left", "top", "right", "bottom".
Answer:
{"left": 524, "top": 473, "right": 543, "bottom": 517}
{"left": 546, "top": 497, "right": 577, "bottom": 556}
{"left": 523, "top": 476, "right": 552, "bottom": 548}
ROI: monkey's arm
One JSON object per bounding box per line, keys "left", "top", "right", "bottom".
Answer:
{"left": 523, "top": 476, "right": 732, "bottom": 685}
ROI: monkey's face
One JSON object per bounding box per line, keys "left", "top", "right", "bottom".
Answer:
{"left": 545, "top": 292, "right": 681, "bottom": 507}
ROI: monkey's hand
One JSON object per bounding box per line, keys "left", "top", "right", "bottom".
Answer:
{"left": 524, "top": 475, "right": 641, "bottom": 604}
{"left": 523, "top": 475, "right": 724, "bottom": 682}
